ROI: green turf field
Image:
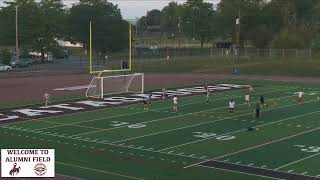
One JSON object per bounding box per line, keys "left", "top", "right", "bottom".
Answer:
{"left": 1, "top": 80, "right": 320, "bottom": 180}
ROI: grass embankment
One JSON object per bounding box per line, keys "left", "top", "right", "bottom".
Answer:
{"left": 134, "top": 56, "right": 320, "bottom": 76}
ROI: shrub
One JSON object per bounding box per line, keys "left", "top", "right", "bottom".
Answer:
{"left": 0, "top": 49, "right": 12, "bottom": 65}
{"left": 272, "top": 31, "right": 304, "bottom": 49}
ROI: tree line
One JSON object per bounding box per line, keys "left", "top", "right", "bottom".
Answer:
{"left": 0, "top": 0, "right": 128, "bottom": 62}
{"left": 1, "top": 0, "right": 320, "bottom": 64}
{"left": 138, "top": 0, "right": 320, "bottom": 49}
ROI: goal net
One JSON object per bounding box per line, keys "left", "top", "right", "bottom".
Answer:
{"left": 86, "top": 73, "right": 144, "bottom": 98}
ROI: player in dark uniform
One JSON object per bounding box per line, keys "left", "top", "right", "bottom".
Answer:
{"left": 260, "top": 95, "right": 267, "bottom": 107}
{"left": 143, "top": 97, "right": 148, "bottom": 110}
{"left": 255, "top": 102, "right": 261, "bottom": 118}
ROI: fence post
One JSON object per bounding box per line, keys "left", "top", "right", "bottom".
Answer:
{"left": 210, "top": 47, "right": 213, "bottom": 57}
{"left": 309, "top": 49, "right": 312, "bottom": 58}
{"left": 282, "top": 49, "right": 285, "bottom": 58}
{"left": 244, "top": 47, "right": 247, "bottom": 58}
{"left": 269, "top": 48, "right": 272, "bottom": 58}
{"left": 221, "top": 48, "right": 224, "bottom": 57}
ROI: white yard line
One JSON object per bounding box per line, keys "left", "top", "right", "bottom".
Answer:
{"left": 56, "top": 161, "right": 144, "bottom": 180}
{"left": 53, "top": 85, "right": 90, "bottom": 91}
{"left": 157, "top": 101, "right": 320, "bottom": 151}
{"left": 2, "top": 110, "right": 320, "bottom": 180}
{"left": 274, "top": 152, "right": 320, "bottom": 170}
{"left": 183, "top": 127, "right": 320, "bottom": 169}
{"left": 74, "top": 93, "right": 296, "bottom": 136}
{"left": 113, "top": 103, "right": 320, "bottom": 144}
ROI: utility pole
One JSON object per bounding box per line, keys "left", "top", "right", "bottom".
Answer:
{"left": 236, "top": 9, "right": 240, "bottom": 47}
{"left": 178, "top": 16, "right": 181, "bottom": 32}
{"left": 135, "top": 17, "right": 138, "bottom": 36}
{"left": 16, "top": 5, "right": 19, "bottom": 60}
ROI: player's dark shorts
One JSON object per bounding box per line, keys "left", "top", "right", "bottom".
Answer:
{"left": 260, "top": 99, "right": 264, "bottom": 104}
{"left": 229, "top": 108, "right": 234, "bottom": 112}
{"left": 256, "top": 109, "right": 260, "bottom": 118}
{"left": 143, "top": 101, "right": 147, "bottom": 104}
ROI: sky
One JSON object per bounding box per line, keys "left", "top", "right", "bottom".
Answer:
{"left": 111, "top": 0, "right": 221, "bottom": 19}
{"left": 0, "top": 0, "right": 220, "bottom": 19}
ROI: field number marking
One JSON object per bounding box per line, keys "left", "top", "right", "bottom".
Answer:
{"left": 294, "top": 145, "right": 320, "bottom": 153}
{"left": 193, "top": 132, "right": 236, "bottom": 141}
{"left": 110, "top": 121, "right": 146, "bottom": 129}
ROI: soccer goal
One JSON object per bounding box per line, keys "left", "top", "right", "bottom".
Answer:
{"left": 86, "top": 73, "right": 144, "bottom": 98}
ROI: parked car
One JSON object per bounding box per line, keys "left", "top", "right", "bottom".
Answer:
{"left": 0, "top": 64, "right": 12, "bottom": 71}
{"left": 10, "top": 58, "right": 33, "bottom": 68}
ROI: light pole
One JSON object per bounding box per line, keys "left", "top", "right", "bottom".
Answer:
{"left": 193, "top": 22, "right": 196, "bottom": 41}
{"left": 236, "top": 10, "right": 240, "bottom": 47}
{"left": 135, "top": 17, "right": 138, "bottom": 36}
{"left": 15, "top": 5, "right": 19, "bottom": 60}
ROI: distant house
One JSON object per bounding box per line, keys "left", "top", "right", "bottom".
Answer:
{"left": 56, "top": 40, "right": 83, "bottom": 48}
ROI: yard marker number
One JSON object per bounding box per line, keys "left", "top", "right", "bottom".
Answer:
{"left": 110, "top": 121, "right": 146, "bottom": 129}
{"left": 193, "top": 132, "right": 236, "bottom": 141}
{"left": 294, "top": 145, "right": 320, "bottom": 153}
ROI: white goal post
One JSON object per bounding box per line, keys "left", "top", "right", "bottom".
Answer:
{"left": 86, "top": 73, "right": 144, "bottom": 99}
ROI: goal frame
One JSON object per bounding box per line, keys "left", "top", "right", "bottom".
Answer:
{"left": 86, "top": 72, "right": 144, "bottom": 99}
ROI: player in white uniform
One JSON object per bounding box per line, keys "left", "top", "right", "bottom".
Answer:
{"left": 249, "top": 86, "right": 255, "bottom": 97}
{"left": 162, "top": 88, "right": 166, "bottom": 100}
{"left": 44, "top": 92, "right": 50, "bottom": 107}
{"left": 206, "top": 88, "right": 210, "bottom": 103}
{"left": 229, "top": 99, "right": 235, "bottom": 114}
{"left": 245, "top": 94, "right": 250, "bottom": 107}
{"left": 297, "top": 91, "right": 304, "bottom": 105}
{"left": 173, "top": 95, "right": 178, "bottom": 112}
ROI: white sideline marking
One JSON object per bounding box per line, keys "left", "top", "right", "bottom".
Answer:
{"left": 3, "top": 111, "right": 319, "bottom": 179}
{"left": 274, "top": 152, "right": 320, "bottom": 170}
{"left": 198, "top": 165, "right": 280, "bottom": 180}
{"left": 2, "top": 100, "right": 319, "bottom": 178}
{"left": 184, "top": 127, "right": 320, "bottom": 169}
{"left": 56, "top": 161, "right": 144, "bottom": 180}
{"left": 53, "top": 85, "right": 91, "bottom": 91}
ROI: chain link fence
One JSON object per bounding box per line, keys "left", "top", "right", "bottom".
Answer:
{"left": 0, "top": 47, "right": 316, "bottom": 75}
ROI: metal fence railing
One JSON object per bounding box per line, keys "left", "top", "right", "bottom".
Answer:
{"left": 0, "top": 48, "right": 316, "bottom": 76}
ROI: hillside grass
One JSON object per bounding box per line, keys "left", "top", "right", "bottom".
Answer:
{"left": 133, "top": 56, "right": 320, "bottom": 76}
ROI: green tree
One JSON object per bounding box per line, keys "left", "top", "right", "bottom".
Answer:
{"left": 68, "top": 0, "right": 128, "bottom": 53}
{"left": 34, "top": 0, "right": 66, "bottom": 60}
{"left": 0, "top": 49, "right": 12, "bottom": 65}
{"left": 272, "top": 31, "right": 304, "bottom": 49}
{"left": 0, "top": 0, "right": 41, "bottom": 48}
{"left": 161, "top": 2, "right": 182, "bottom": 33}
{"left": 180, "top": 0, "right": 215, "bottom": 47}
{"left": 0, "top": 0, "right": 67, "bottom": 60}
